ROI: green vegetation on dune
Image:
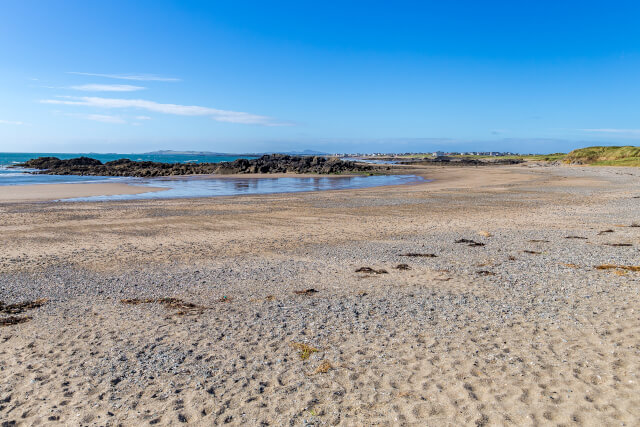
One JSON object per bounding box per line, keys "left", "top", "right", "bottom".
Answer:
{"left": 564, "top": 146, "right": 640, "bottom": 166}
{"left": 530, "top": 153, "right": 567, "bottom": 162}
{"left": 392, "top": 153, "right": 565, "bottom": 161}
{"left": 371, "top": 146, "right": 640, "bottom": 166}
{"left": 458, "top": 153, "right": 566, "bottom": 161}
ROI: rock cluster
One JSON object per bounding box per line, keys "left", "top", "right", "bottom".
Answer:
{"left": 16, "top": 154, "right": 372, "bottom": 177}
{"left": 215, "top": 155, "right": 371, "bottom": 174}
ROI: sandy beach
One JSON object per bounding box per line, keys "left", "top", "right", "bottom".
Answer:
{"left": 1, "top": 163, "right": 639, "bottom": 426}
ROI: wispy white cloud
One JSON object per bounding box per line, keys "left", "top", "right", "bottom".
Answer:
{"left": 40, "top": 96, "right": 288, "bottom": 126}
{"left": 67, "top": 72, "right": 180, "bottom": 82}
{"left": 85, "top": 114, "right": 126, "bottom": 124}
{"left": 70, "top": 84, "right": 146, "bottom": 92}
{"left": 135, "top": 115, "right": 152, "bottom": 120}
{"left": 63, "top": 113, "right": 126, "bottom": 124}
{"left": 580, "top": 128, "right": 640, "bottom": 135}
{"left": 0, "top": 119, "right": 26, "bottom": 125}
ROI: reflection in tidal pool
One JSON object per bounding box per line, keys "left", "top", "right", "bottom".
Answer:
{"left": 62, "top": 175, "right": 424, "bottom": 201}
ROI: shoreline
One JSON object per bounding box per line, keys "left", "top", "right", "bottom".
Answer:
{"left": 0, "top": 162, "right": 623, "bottom": 203}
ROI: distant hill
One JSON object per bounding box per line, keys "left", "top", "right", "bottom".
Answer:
{"left": 564, "top": 146, "right": 640, "bottom": 166}
{"left": 144, "top": 149, "right": 329, "bottom": 156}
{"left": 274, "top": 149, "right": 328, "bottom": 156}
{"left": 143, "top": 150, "right": 230, "bottom": 156}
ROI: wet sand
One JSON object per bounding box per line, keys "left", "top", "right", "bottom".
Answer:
{"left": 0, "top": 182, "right": 166, "bottom": 202}
{"left": 1, "top": 164, "right": 639, "bottom": 426}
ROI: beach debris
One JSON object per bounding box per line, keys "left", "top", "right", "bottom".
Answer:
{"left": 122, "top": 298, "right": 159, "bottom": 305}
{"left": 508, "top": 256, "right": 517, "bottom": 261}
{"left": 528, "top": 239, "right": 549, "bottom": 243}
{"left": 429, "top": 269, "right": 453, "bottom": 281}
{"left": 355, "top": 267, "right": 388, "bottom": 274}
{"left": 265, "top": 295, "right": 276, "bottom": 301}
{"left": 0, "top": 316, "right": 32, "bottom": 326}
{"left": 293, "top": 289, "right": 318, "bottom": 295}
{"left": 565, "top": 236, "right": 587, "bottom": 240}
{"left": 455, "top": 239, "right": 485, "bottom": 247}
{"left": 595, "top": 264, "right": 640, "bottom": 272}
{"left": 400, "top": 253, "right": 437, "bottom": 258}
{"left": 478, "top": 231, "right": 492, "bottom": 237}
{"left": 476, "top": 261, "right": 493, "bottom": 267}
{"left": 597, "top": 229, "right": 615, "bottom": 235}
{"left": 476, "top": 270, "right": 495, "bottom": 276}
{"left": 0, "top": 299, "right": 47, "bottom": 315}
{"left": 122, "top": 297, "right": 194, "bottom": 308}
{"left": 603, "top": 243, "right": 633, "bottom": 247}
{"left": 314, "top": 361, "right": 333, "bottom": 374}
{"left": 0, "top": 299, "right": 47, "bottom": 327}
{"left": 523, "top": 250, "right": 541, "bottom": 254}
{"left": 396, "top": 391, "right": 414, "bottom": 398}
{"left": 630, "top": 222, "right": 640, "bottom": 227}
{"left": 217, "top": 296, "right": 232, "bottom": 303}
{"left": 120, "top": 297, "right": 208, "bottom": 315}
{"left": 290, "top": 342, "right": 319, "bottom": 360}
{"left": 395, "top": 264, "right": 411, "bottom": 270}
{"left": 562, "top": 263, "right": 580, "bottom": 268}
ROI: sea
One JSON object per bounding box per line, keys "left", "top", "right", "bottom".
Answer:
{"left": 0, "top": 152, "right": 423, "bottom": 200}
{"left": 0, "top": 152, "right": 255, "bottom": 185}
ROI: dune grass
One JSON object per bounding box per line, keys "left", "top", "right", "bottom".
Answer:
{"left": 564, "top": 146, "right": 640, "bottom": 166}
{"left": 454, "top": 153, "right": 566, "bottom": 161}
{"left": 391, "top": 153, "right": 567, "bottom": 161}
{"left": 456, "top": 146, "right": 639, "bottom": 166}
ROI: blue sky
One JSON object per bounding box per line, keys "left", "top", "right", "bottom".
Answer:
{"left": 1, "top": 0, "right": 639, "bottom": 154}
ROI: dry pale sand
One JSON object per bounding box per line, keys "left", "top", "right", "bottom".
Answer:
{"left": 0, "top": 182, "right": 166, "bottom": 202}
{"left": 0, "top": 164, "right": 639, "bottom": 426}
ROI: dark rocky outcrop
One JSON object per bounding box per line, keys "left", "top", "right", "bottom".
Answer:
{"left": 19, "top": 156, "right": 103, "bottom": 169}
{"left": 16, "top": 154, "right": 372, "bottom": 177}
{"left": 215, "top": 155, "right": 371, "bottom": 174}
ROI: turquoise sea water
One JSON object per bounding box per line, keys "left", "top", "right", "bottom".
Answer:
{"left": 0, "top": 152, "right": 256, "bottom": 186}
{"left": 0, "top": 152, "right": 423, "bottom": 200}
{"left": 0, "top": 152, "right": 255, "bottom": 166}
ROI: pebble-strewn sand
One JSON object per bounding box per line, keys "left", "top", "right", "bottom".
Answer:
{"left": 1, "top": 164, "right": 639, "bottom": 426}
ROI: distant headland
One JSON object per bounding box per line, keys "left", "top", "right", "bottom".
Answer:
{"left": 143, "top": 149, "right": 329, "bottom": 156}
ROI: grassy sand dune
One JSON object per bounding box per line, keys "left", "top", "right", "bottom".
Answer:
{"left": 564, "top": 145, "right": 640, "bottom": 166}
{"left": 382, "top": 146, "right": 640, "bottom": 166}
